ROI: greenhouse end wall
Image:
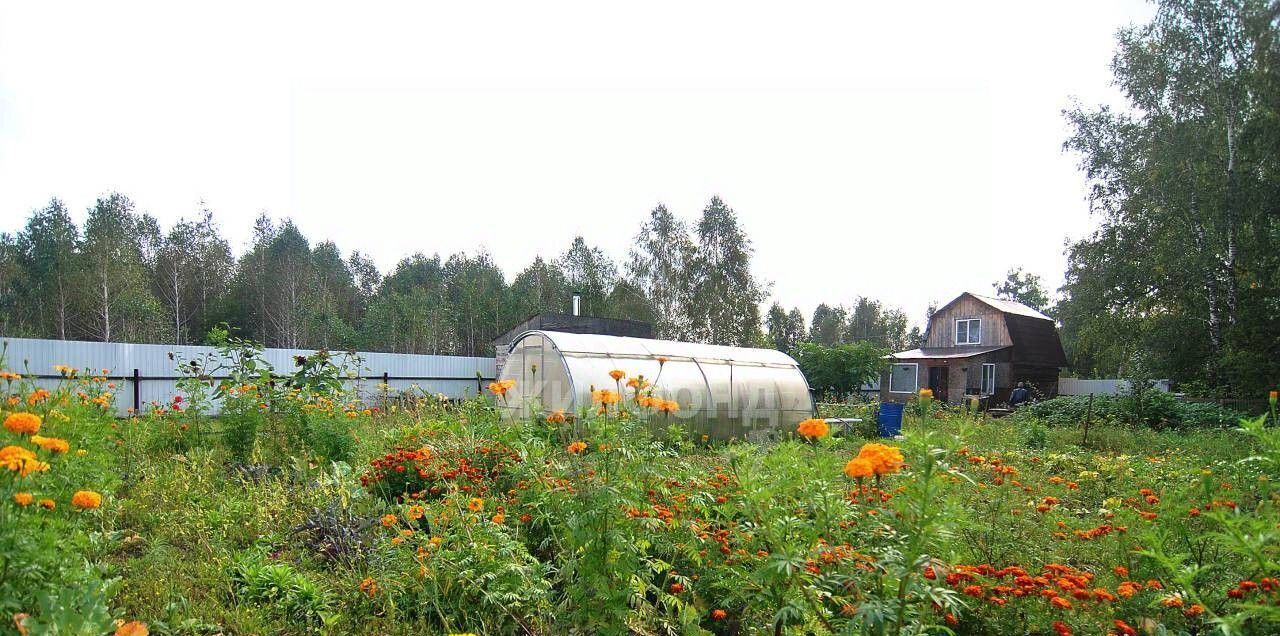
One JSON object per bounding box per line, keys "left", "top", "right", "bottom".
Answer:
{"left": 497, "top": 330, "right": 814, "bottom": 441}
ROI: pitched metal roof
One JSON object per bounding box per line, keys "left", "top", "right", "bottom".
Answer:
{"left": 888, "top": 345, "right": 1011, "bottom": 360}
{"left": 965, "top": 293, "right": 1053, "bottom": 321}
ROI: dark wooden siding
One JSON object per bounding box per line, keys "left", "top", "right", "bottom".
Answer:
{"left": 1003, "top": 314, "right": 1068, "bottom": 367}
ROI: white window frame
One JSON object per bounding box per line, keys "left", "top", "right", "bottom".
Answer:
{"left": 955, "top": 318, "right": 981, "bottom": 345}
{"left": 981, "top": 363, "right": 996, "bottom": 395}
{"left": 888, "top": 363, "right": 918, "bottom": 394}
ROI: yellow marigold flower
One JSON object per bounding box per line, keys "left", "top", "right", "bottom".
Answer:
{"left": 796, "top": 418, "right": 830, "bottom": 440}
{"left": 31, "top": 435, "right": 70, "bottom": 454}
{"left": 466, "top": 497, "right": 484, "bottom": 513}
{"left": 567, "top": 441, "right": 587, "bottom": 455}
{"left": 71, "top": 490, "right": 102, "bottom": 510}
{"left": 76, "top": 449, "right": 88, "bottom": 457}
{"left": 13, "top": 492, "right": 33, "bottom": 506}
{"left": 918, "top": 388, "right": 933, "bottom": 399}
{"left": 843, "top": 457, "right": 874, "bottom": 479}
{"left": 114, "top": 621, "right": 149, "bottom": 636}
{"left": 609, "top": 369, "right": 626, "bottom": 381}
{"left": 38, "top": 498, "right": 55, "bottom": 509}
{"left": 3, "top": 412, "right": 41, "bottom": 435}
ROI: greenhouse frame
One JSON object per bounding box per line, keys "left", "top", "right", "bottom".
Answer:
{"left": 497, "top": 330, "right": 815, "bottom": 441}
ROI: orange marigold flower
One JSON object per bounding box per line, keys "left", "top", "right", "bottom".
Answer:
{"left": 1184, "top": 604, "right": 1205, "bottom": 617}
{"left": 669, "top": 582, "right": 684, "bottom": 593}
{"left": 546, "top": 409, "right": 567, "bottom": 424}
{"left": 656, "top": 399, "right": 679, "bottom": 414}
{"left": 711, "top": 609, "right": 727, "bottom": 621}
{"left": 380, "top": 513, "right": 398, "bottom": 527}
{"left": 567, "top": 441, "right": 588, "bottom": 455}
{"left": 609, "top": 369, "right": 626, "bottom": 381}
{"left": 406, "top": 504, "right": 425, "bottom": 520}
{"left": 656, "top": 356, "right": 669, "bottom": 365}
{"left": 918, "top": 388, "right": 933, "bottom": 399}
{"left": 1052, "top": 621, "right": 1072, "bottom": 636}
{"left": 1050, "top": 596, "right": 1072, "bottom": 610}
{"left": 491, "top": 513, "right": 505, "bottom": 524}
{"left": 592, "top": 389, "right": 621, "bottom": 405}
{"left": 1113, "top": 619, "right": 1137, "bottom": 636}
{"left": 13, "top": 492, "right": 33, "bottom": 506}
{"left": 38, "top": 498, "right": 55, "bottom": 509}
{"left": 71, "top": 490, "right": 102, "bottom": 509}
{"left": 1113, "top": 565, "right": 1129, "bottom": 578}
{"left": 30, "top": 435, "right": 70, "bottom": 453}
{"left": 796, "top": 418, "right": 830, "bottom": 440}
{"left": 3, "top": 412, "right": 41, "bottom": 435}
{"left": 466, "top": 497, "right": 484, "bottom": 512}
{"left": 359, "top": 576, "right": 379, "bottom": 597}
{"left": 0, "top": 445, "right": 49, "bottom": 476}
{"left": 114, "top": 621, "right": 149, "bottom": 636}
{"left": 856, "top": 443, "right": 905, "bottom": 475}
{"left": 844, "top": 457, "right": 874, "bottom": 479}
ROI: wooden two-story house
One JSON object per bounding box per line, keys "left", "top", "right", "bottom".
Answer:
{"left": 880, "top": 292, "right": 1067, "bottom": 404}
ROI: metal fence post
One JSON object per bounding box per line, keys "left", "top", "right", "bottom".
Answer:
{"left": 132, "top": 368, "right": 140, "bottom": 413}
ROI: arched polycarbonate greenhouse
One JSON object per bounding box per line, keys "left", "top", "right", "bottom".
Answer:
{"left": 497, "top": 330, "right": 815, "bottom": 441}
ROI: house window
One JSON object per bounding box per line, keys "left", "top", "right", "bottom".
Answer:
{"left": 889, "top": 363, "right": 918, "bottom": 394}
{"left": 981, "top": 363, "right": 996, "bottom": 395}
{"left": 956, "top": 318, "right": 981, "bottom": 345}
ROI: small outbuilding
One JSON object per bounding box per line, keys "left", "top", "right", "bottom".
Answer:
{"left": 881, "top": 293, "right": 1067, "bottom": 404}
{"left": 492, "top": 313, "right": 653, "bottom": 376}
{"left": 497, "top": 330, "right": 815, "bottom": 441}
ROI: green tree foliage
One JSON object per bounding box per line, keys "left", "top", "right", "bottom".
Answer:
{"left": 627, "top": 204, "right": 696, "bottom": 339}
{"left": 16, "top": 199, "right": 80, "bottom": 338}
{"left": 78, "top": 193, "right": 163, "bottom": 342}
{"left": 686, "top": 197, "right": 768, "bottom": 347}
{"left": 557, "top": 236, "right": 616, "bottom": 318}
{"left": 0, "top": 195, "right": 779, "bottom": 354}
{"left": 1060, "top": 0, "right": 1279, "bottom": 395}
{"left": 793, "top": 341, "right": 888, "bottom": 401}
{"left": 765, "top": 302, "right": 806, "bottom": 354}
{"left": 993, "top": 267, "right": 1051, "bottom": 313}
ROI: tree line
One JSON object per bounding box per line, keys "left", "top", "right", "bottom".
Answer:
{"left": 0, "top": 195, "right": 914, "bottom": 358}
{"left": 1057, "top": 0, "right": 1279, "bottom": 398}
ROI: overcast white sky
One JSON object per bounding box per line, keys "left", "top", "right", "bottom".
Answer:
{"left": 0, "top": 1, "right": 1153, "bottom": 328}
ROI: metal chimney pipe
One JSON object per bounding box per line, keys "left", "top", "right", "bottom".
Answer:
{"left": 572, "top": 293, "right": 581, "bottom": 316}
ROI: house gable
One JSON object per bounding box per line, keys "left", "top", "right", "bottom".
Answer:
{"left": 924, "top": 294, "right": 1011, "bottom": 349}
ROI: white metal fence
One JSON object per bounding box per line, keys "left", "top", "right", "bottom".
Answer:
{"left": 1058, "top": 378, "right": 1171, "bottom": 396}
{"left": 0, "top": 336, "right": 496, "bottom": 416}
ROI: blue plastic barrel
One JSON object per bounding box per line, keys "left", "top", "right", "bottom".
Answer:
{"left": 877, "top": 403, "right": 905, "bottom": 437}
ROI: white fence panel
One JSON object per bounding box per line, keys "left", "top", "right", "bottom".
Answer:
{"left": 0, "top": 337, "right": 496, "bottom": 416}
{"left": 1058, "top": 378, "right": 1170, "bottom": 396}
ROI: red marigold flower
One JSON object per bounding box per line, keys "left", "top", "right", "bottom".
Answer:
{"left": 711, "top": 609, "right": 727, "bottom": 621}
{"left": 1052, "top": 620, "right": 1072, "bottom": 636}
{"left": 1113, "top": 566, "right": 1129, "bottom": 578}
{"left": 1113, "top": 619, "right": 1137, "bottom": 636}
{"left": 1050, "top": 596, "right": 1072, "bottom": 610}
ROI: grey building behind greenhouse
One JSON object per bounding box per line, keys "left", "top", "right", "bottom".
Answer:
{"left": 492, "top": 313, "right": 652, "bottom": 376}
{"left": 496, "top": 330, "right": 815, "bottom": 441}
